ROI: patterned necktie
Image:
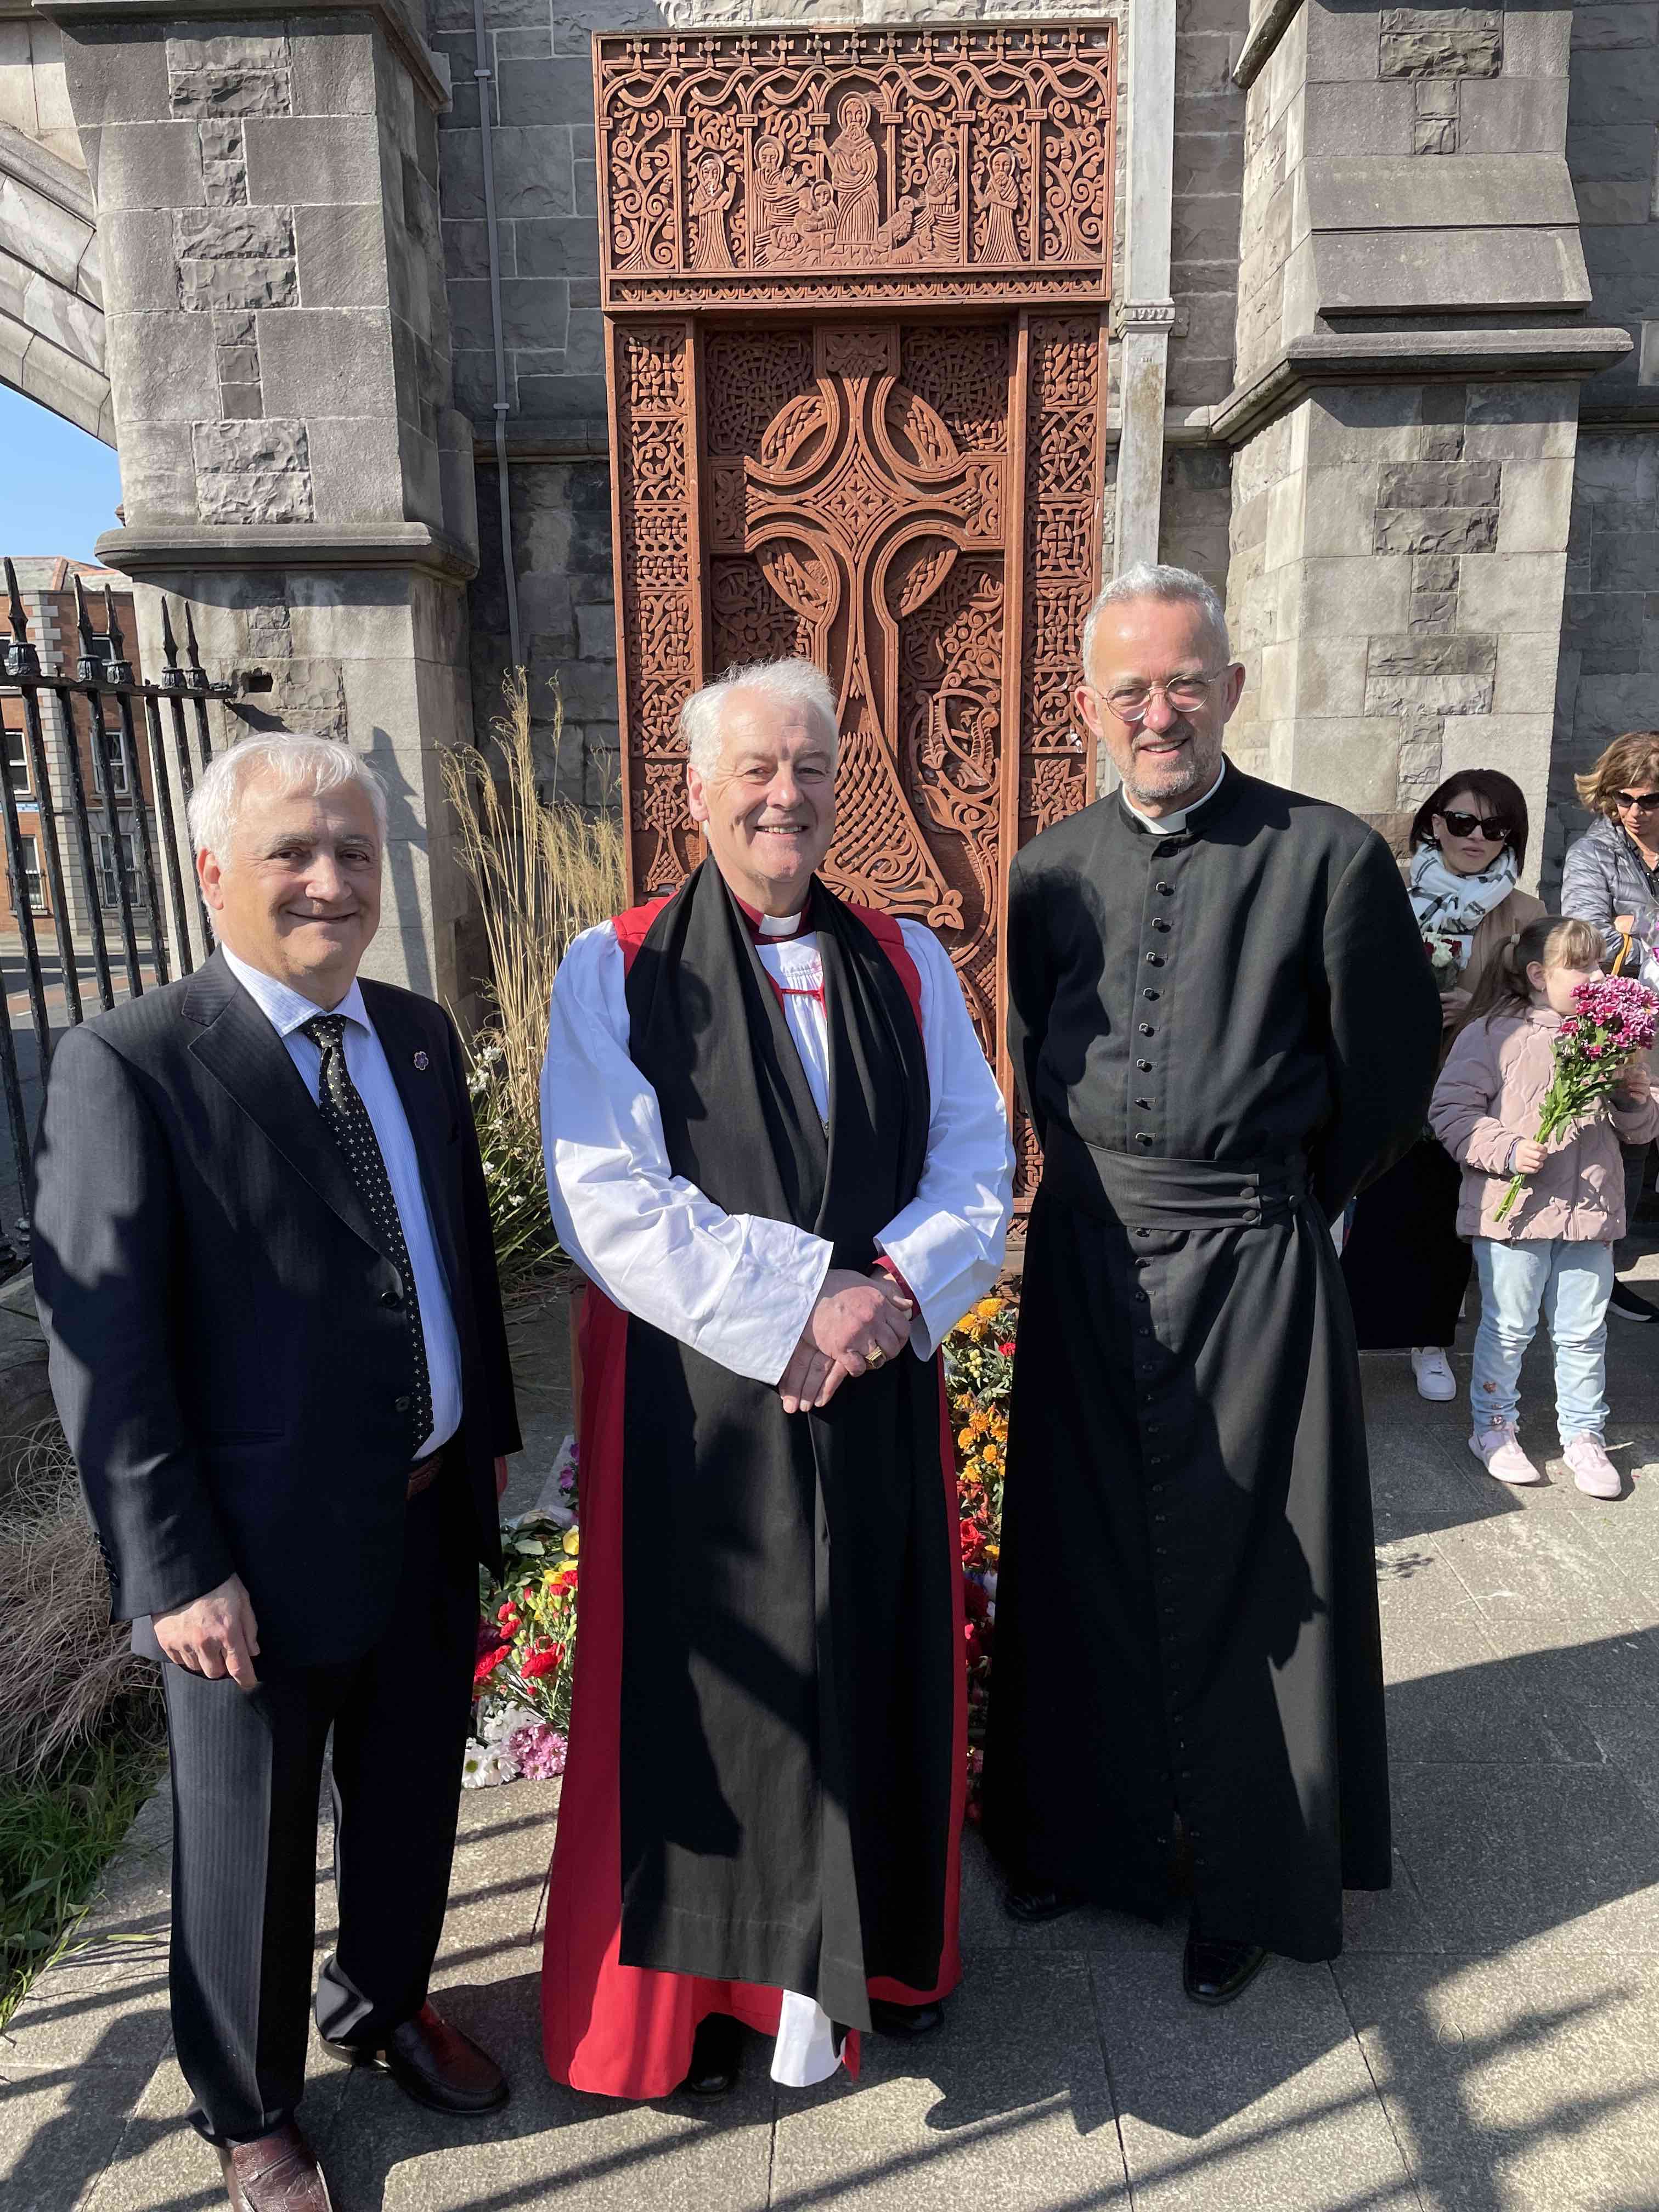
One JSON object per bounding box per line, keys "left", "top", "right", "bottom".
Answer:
{"left": 301, "top": 1014, "right": 432, "bottom": 1459}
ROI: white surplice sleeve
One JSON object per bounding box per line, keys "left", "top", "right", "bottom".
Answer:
{"left": 876, "top": 922, "right": 1015, "bottom": 1360}
{"left": 540, "top": 923, "right": 834, "bottom": 1386}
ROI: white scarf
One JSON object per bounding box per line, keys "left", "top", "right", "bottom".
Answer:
{"left": 1408, "top": 842, "right": 1518, "bottom": 938}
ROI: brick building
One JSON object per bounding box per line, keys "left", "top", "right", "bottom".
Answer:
{"left": 0, "top": 558, "right": 156, "bottom": 935}
{"left": 1, "top": 2, "right": 1655, "bottom": 999}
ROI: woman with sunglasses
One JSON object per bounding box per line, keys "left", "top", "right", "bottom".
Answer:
{"left": 1341, "top": 770, "right": 1542, "bottom": 1396}
{"left": 1561, "top": 731, "right": 1659, "bottom": 1323}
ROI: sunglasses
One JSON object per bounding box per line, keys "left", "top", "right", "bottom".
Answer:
{"left": 1616, "top": 791, "right": 1659, "bottom": 813}
{"left": 1438, "top": 809, "right": 1511, "bottom": 843}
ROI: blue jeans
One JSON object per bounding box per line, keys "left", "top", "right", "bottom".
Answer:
{"left": 1471, "top": 1237, "right": 1615, "bottom": 1444}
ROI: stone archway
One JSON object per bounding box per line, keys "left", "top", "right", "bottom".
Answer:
{"left": 0, "top": 106, "right": 110, "bottom": 444}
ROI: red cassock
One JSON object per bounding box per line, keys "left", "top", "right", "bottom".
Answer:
{"left": 540, "top": 885, "right": 973, "bottom": 2100}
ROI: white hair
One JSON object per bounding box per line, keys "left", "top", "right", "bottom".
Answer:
{"left": 187, "top": 733, "right": 388, "bottom": 856}
{"left": 1079, "top": 562, "right": 1232, "bottom": 679}
{"left": 679, "top": 657, "right": 839, "bottom": 779}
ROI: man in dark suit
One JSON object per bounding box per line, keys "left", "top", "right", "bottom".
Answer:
{"left": 32, "top": 732, "right": 521, "bottom": 2212}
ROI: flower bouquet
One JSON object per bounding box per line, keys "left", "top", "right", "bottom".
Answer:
{"left": 1422, "top": 932, "right": 1465, "bottom": 991}
{"left": 464, "top": 1446, "right": 580, "bottom": 1787}
{"left": 943, "top": 1291, "right": 1018, "bottom": 1820}
{"left": 1493, "top": 974, "right": 1658, "bottom": 1223}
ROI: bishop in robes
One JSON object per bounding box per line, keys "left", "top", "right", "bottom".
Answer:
{"left": 983, "top": 564, "right": 1440, "bottom": 2006}
{"left": 539, "top": 657, "right": 1013, "bottom": 2098}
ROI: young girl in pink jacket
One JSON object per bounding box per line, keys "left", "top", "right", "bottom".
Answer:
{"left": 1430, "top": 915, "right": 1658, "bottom": 1497}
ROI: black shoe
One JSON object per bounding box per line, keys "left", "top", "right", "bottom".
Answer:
{"left": 868, "top": 1998, "right": 945, "bottom": 2037}
{"left": 1610, "top": 1280, "right": 1657, "bottom": 1323}
{"left": 322, "top": 2001, "right": 508, "bottom": 2114}
{"left": 1183, "top": 1933, "right": 1269, "bottom": 2007}
{"left": 1003, "top": 1878, "right": 1082, "bottom": 1925}
{"left": 679, "top": 2011, "right": 742, "bottom": 2097}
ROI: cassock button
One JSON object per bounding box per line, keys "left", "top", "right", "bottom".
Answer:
{"left": 1146, "top": 953, "right": 1165, "bottom": 967}
{"left": 380, "top": 1289, "right": 402, "bottom": 1309}
{"left": 1153, "top": 917, "right": 1172, "bottom": 932}
{"left": 1156, "top": 882, "right": 1175, "bottom": 895}
{"left": 1138, "top": 1022, "right": 1155, "bottom": 1036}
{"left": 1136, "top": 1132, "right": 1154, "bottom": 1147}
{"left": 1135, "top": 1227, "right": 1152, "bottom": 1238}
{"left": 1143, "top": 989, "right": 1160, "bottom": 1002}
{"left": 1136, "top": 1097, "right": 1153, "bottom": 1109}
{"left": 395, "top": 1395, "right": 411, "bottom": 1413}
{"left": 1137, "top": 1058, "right": 1153, "bottom": 1071}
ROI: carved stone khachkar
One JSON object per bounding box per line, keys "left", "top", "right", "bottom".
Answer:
{"left": 599, "top": 26, "right": 1114, "bottom": 1159}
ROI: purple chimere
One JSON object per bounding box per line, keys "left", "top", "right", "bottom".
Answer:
{"left": 1494, "top": 973, "right": 1658, "bottom": 1223}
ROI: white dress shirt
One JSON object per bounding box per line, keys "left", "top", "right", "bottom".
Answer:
{"left": 221, "top": 947, "right": 462, "bottom": 1459}
{"left": 540, "top": 912, "right": 1014, "bottom": 1384}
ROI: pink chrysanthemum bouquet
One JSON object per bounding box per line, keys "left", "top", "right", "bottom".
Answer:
{"left": 1493, "top": 973, "right": 1658, "bottom": 1222}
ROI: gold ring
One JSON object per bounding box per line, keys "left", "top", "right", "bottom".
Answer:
{"left": 867, "top": 1346, "right": 887, "bottom": 1368}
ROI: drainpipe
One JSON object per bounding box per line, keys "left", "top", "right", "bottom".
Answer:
{"left": 473, "top": 0, "right": 522, "bottom": 668}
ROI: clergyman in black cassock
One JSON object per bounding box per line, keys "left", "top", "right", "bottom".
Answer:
{"left": 983, "top": 566, "right": 1441, "bottom": 1988}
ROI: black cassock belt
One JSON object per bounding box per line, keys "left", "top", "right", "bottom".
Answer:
{"left": 1041, "top": 1125, "right": 1308, "bottom": 1233}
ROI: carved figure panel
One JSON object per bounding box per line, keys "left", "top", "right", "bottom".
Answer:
{"left": 595, "top": 24, "right": 1115, "bottom": 310}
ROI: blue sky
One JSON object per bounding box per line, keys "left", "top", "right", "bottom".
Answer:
{"left": 0, "top": 385, "right": 126, "bottom": 564}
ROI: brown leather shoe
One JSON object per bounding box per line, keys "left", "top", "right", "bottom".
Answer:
{"left": 323, "top": 2001, "right": 507, "bottom": 2115}
{"left": 218, "top": 2124, "right": 332, "bottom": 2212}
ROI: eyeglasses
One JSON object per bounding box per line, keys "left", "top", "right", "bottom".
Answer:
{"left": 1615, "top": 790, "right": 1659, "bottom": 814}
{"left": 1098, "top": 670, "right": 1231, "bottom": 724}
{"left": 1438, "top": 809, "right": 1511, "bottom": 843}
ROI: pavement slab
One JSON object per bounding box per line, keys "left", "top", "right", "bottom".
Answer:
{"left": 9, "top": 1244, "right": 1659, "bottom": 2210}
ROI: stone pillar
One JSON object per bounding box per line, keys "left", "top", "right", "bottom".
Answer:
{"left": 1220, "top": 0, "right": 1630, "bottom": 873}
{"left": 53, "top": 2, "right": 481, "bottom": 1003}
{"left": 1114, "top": 0, "right": 1177, "bottom": 571}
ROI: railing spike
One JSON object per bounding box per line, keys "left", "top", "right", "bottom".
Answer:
{"left": 73, "top": 571, "right": 101, "bottom": 684}
{"left": 3, "top": 557, "right": 39, "bottom": 678}
{"left": 101, "top": 583, "right": 133, "bottom": 685}
{"left": 183, "top": 603, "right": 209, "bottom": 693}
{"left": 159, "top": 597, "right": 186, "bottom": 691}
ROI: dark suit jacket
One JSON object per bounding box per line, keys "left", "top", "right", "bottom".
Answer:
{"left": 32, "top": 951, "right": 520, "bottom": 1667}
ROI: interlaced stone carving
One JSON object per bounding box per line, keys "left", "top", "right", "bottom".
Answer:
{"left": 602, "top": 30, "right": 1113, "bottom": 1158}
{"left": 596, "top": 25, "right": 1115, "bottom": 311}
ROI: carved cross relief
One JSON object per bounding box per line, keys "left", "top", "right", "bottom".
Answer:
{"left": 598, "top": 25, "right": 1115, "bottom": 1166}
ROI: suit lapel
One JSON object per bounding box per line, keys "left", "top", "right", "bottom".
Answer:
{"left": 185, "top": 952, "right": 383, "bottom": 1257}
{"left": 363, "top": 984, "right": 464, "bottom": 1299}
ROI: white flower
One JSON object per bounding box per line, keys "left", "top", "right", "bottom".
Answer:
{"left": 480, "top": 1700, "right": 540, "bottom": 1746}
{"left": 461, "top": 1739, "right": 523, "bottom": 1788}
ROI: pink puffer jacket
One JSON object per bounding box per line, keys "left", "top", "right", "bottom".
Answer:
{"left": 1429, "top": 1007, "right": 1659, "bottom": 1242}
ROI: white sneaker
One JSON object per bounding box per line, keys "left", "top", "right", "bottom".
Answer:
{"left": 1563, "top": 1434, "right": 1622, "bottom": 1500}
{"left": 1410, "top": 1347, "right": 1457, "bottom": 1402}
{"left": 1469, "top": 1423, "right": 1544, "bottom": 1485}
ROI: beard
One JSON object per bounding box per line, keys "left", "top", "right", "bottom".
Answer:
{"left": 1121, "top": 726, "right": 1218, "bottom": 807}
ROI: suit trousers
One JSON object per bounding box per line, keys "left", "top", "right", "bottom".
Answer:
{"left": 160, "top": 1463, "right": 479, "bottom": 2145}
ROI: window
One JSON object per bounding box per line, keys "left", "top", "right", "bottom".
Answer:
{"left": 10, "top": 834, "right": 43, "bottom": 916}
{"left": 90, "top": 726, "right": 129, "bottom": 799}
{"left": 3, "top": 727, "right": 30, "bottom": 797}
{"left": 95, "top": 830, "right": 143, "bottom": 912}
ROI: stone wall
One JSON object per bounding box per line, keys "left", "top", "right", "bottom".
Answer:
{"left": 1548, "top": 3, "right": 1659, "bottom": 894}
{"left": 60, "top": 8, "right": 483, "bottom": 1002}
{"left": 1169, "top": 0, "right": 1246, "bottom": 413}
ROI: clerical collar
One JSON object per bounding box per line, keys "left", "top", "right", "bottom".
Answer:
{"left": 1120, "top": 759, "right": 1227, "bottom": 838}
{"left": 731, "top": 893, "right": 812, "bottom": 943}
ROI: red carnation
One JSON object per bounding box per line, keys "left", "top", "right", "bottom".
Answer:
{"left": 521, "top": 1643, "right": 566, "bottom": 1678}
{"left": 472, "top": 1648, "right": 507, "bottom": 1688}
{"left": 997, "top": 1340, "right": 1017, "bottom": 1356}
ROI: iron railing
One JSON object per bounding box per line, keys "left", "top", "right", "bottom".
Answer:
{"left": 0, "top": 557, "right": 236, "bottom": 1249}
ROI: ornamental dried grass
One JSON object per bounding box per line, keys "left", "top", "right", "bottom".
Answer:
{"left": 0, "top": 1425, "right": 161, "bottom": 1784}
{"left": 442, "top": 671, "right": 626, "bottom": 1282}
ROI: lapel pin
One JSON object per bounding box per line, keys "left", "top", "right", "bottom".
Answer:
{"left": 413, "top": 1050, "right": 430, "bottom": 1071}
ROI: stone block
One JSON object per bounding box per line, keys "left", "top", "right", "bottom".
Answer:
{"left": 290, "top": 26, "right": 378, "bottom": 118}
{"left": 168, "top": 66, "right": 294, "bottom": 119}
{"left": 218, "top": 379, "right": 264, "bottom": 417}
{"left": 116, "top": 418, "right": 196, "bottom": 524}
{"left": 95, "top": 208, "right": 180, "bottom": 312}
{"left": 96, "top": 120, "right": 205, "bottom": 211}
{"left": 180, "top": 255, "right": 298, "bottom": 311}
{"left": 1578, "top": 180, "right": 1654, "bottom": 225}
{"left": 1297, "top": 552, "right": 1413, "bottom": 635}
{"left": 1413, "top": 117, "right": 1458, "bottom": 155}
{"left": 305, "top": 411, "right": 409, "bottom": 526}
{"left": 106, "top": 307, "right": 218, "bottom": 421}
{"left": 1379, "top": 12, "right": 1502, "bottom": 80}
{"left": 193, "top": 416, "right": 315, "bottom": 522}
{"left": 1293, "top": 718, "right": 1406, "bottom": 811}
{"left": 257, "top": 306, "right": 397, "bottom": 417}
{"left": 513, "top": 215, "right": 601, "bottom": 279}
{"left": 1494, "top": 627, "right": 1571, "bottom": 713}
{"left": 1311, "top": 225, "right": 1590, "bottom": 313}
{"left": 1502, "top": 6, "right": 1574, "bottom": 77}
{"left": 1306, "top": 153, "right": 1578, "bottom": 232}
{"left": 244, "top": 114, "right": 381, "bottom": 206}
{"left": 58, "top": 24, "right": 171, "bottom": 127}
{"left": 1464, "top": 382, "right": 1579, "bottom": 458}
{"left": 1367, "top": 632, "right": 1497, "bottom": 679}
{"left": 1643, "top": 322, "right": 1659, "bottom": 385}
{"left": 1496, "top": 458, "right": 1577, "bottom": 554}
{"left": 1572, "top": 5, "right": 1659, "bottom": 47}
{"left": 490, "top": 126, "right": 575, "bottom": 218}
{"left": 1379, "top": 460, "right": 1500, "bottom": 508}
{"left": 1297, "top": 632, "right": 1372, "bottom": 716}
{"left": 1571, "top": 47, "right": 1659, "bottom": 129}
{"left": 1566, "top": 122, "right": 1659, "bottom": 186}
{"left": 295, "top": 204, "right": 391, "bottom": 308}
{"left": 1415, "top": 80, "right": 1459, "bottom": 120}
{"left": 167, "top": 29, "right": 289, "bottom": 74}
{"left": 495, "top": 58, "right": 593, "bottom": 128}
{"left": 1458, "top": 550, "right": 1569, "bottom": 632}
{"left": 1441, "top": 708, "right": 1553, "bottom": 782}
{"left": 1302, "top": 79, "right": 1417, "bottom": 159}
{"left": 1590, "top": 532, "right": 1659, "bottom": 592}
{"left": 1456, "top": 76, "right": 1571, "bottom": 156}
{"left": 1304, "top": 3, "right": 1387, "bottom": 84}
{"left": 202, "top": 159, "right": 249, "bottom": 208}
{"left": 1409, "top": 590, "right": 1456, "bottom": 632}
{"left": 176, "top": 204, "right": 294, "bottom": 259}
{"left": 1375, "top": 506, "right": 1498, "bottom": 555}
